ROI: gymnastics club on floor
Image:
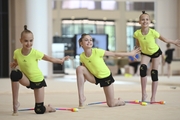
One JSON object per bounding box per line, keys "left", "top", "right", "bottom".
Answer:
{"left": 87, "top": 100, "right": 146, "bottom": 105}
{"left": 18, "top": 107, "right": 79, "bottom": 112}
{"left": 144, "top": 101, "right": 166, "bottom": 105}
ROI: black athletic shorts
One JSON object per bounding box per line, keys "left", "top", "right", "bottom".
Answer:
{"left": 141, "top": 48, "right": 162, "bottom": 58}
{"left": 94, "top": 73, "right": 115, "bottom": 87}
{"left": 26, "top": 79, "right": 47, "bottom": 89}
{"left": 165, "top": 58, "right": 172, "bottom": 64}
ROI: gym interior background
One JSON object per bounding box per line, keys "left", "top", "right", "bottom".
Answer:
{"left": 0, "top": 0, "right": 180, "bottom": 78}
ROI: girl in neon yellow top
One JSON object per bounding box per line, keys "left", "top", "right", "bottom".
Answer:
{"left": 134, "top": 11, "right": 180, "bottom": 102}
{"left": 10, "top": 25, "right": 69, "bottom": 115}
{"left": 76, "top": 33, "right": 140, "bottom": 108}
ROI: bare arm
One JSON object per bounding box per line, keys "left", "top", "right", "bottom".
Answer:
{"left": 159, "top": 35, "right": 180, "bottom": 47}
{"left": 42, "top": 55, "right": 69, "bottom": 64}
{"left": 104, "top": 47, "right": 140, "bottom": 59}
{"left": 10, "top": 59, "right": 18, "bottom": 69}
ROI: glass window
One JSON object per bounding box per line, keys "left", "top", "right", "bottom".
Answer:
{"left": 61, "top": 19, "right": 116, "bottom": 51}
{"left": 62, "top": 23, "right": 74, "bottom": 37}
{"left": 126, "top": 25, "right": 134, "bottom": 51}
{"left": 62, "top": 0, "right": 95, "bottom": 9}
{"left": 126, "top": 1, "right": 154, "bottom": 11}
{"left": 96, "top": 25, "right": 104, "bottom": 34}
{"left": 105, "top": 25, "right": 115, "bottom": 51}
{"left": 81, "top": 0, "right": 95, "bottom": 9}
{"left": 61, "top": 0, "right": 118, "bottom": 10}
{"left": 52, "top": 0, "right": 56, "bottom": 9}
{"left": 62, "top": 0, "right": 80, "bottom": 9}
{"left": 101, "top": 1, "right": 118, "bottom": 10}
{"left": 83, "top": 24, "right": 96, "bottom": 34}
{"left": 74, "top": 24, "right": 82, "bottom": 34}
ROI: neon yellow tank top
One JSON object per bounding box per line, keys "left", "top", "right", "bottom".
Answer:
{"left": 13, "top": 48, "right": 44, "bottom": 82}
{"left": 134, "top": 28, "right": 160, "bottom": 55}
{"left": 80, "top": 48, "right": 110, "bottom": 78}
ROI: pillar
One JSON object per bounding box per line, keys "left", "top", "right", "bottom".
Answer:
{"left": 25, "top": 0, "right": 52, "bottom": 77}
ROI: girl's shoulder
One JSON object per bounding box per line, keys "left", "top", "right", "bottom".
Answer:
{"left": 14, "top": 48, "right": 21, "bottom": 53}
{"left": 93, "top": 48, "right": 104, "bottom": 51}
{"left": 134, "top": 29, "right": 141, "bottom": 33}
{"left": 149, "top": 28, "right": 158, "bottom": 33}
{"left": 31, "top": 48, "right": 43, "bottom": 54}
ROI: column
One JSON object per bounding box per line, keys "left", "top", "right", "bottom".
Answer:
{"left": 25, "top": 0, "right": 52, "bottom": 77}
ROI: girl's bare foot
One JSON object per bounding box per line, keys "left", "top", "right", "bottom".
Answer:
{"left": 150, "top": 97, "right": 155, "bottom": 102}
{"left": 142, "top": 94, "right": 148, "bottom": 102}
{"left": 78, "top": 96, "right": 86, "bottom": 109}
{"left": 12, "top": 102, "right": 20, "bottom": 116}
{"left": 117, "top": 98, "right": 126, "bottom": 106}
{"left": 46, "top": 104, "right": 56, "bottom": 112}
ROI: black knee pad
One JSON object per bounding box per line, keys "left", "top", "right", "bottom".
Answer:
{"left": 10, "top": 69, "right": 23, "bottom": 82}
{"left": 151, "top": 69, "right": 158, "bottom": 81}
{"left": 34, "top": 102, "right": 46, "bottom": 114}
{"left": 140, "top": 64, "right": 147, "bottom": 77}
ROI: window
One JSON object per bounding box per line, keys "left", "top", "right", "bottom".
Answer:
{"left": 52, "top": 0, "right": 56, "bottom": 9}
{"left": 61, "top": 19, "right": 116, "bottom": 51}
{"left": 61, "top": 0, "right": 118, "bottom": 10}
{"left": 105, "top": 23, "right": 115, "bottom": 51}
{"left": 126, "top": 25, "right": 134, "bottom": 52}
{"left": 62, "top": 0, "right": 95, "bottom": 9}
{"left": 101, "top": 1, "right": 118, "bottom": 10}
{"left": 126, "top": 1, "right": 154, "bottom": 11}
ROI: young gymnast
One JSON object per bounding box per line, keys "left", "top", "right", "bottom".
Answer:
{"left": 76, "top": 33, "right": 141, "bottom": 108}
{"left": 10, "top": 25, "right": 69, "bottom": 115}
{"left": 163, "top": 43, "right": 175, "bottom": 77}
{"left": 134, "top": 11, "right": 180, "bottom": 102}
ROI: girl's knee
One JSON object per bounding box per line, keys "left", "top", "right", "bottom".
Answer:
{"left": 76, "top": 66, "right": 85, "bottom": 73}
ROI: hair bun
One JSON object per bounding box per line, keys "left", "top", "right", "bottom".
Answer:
{"left": 142, "top": 11, "right": 146, "bottom": 14}
{"left": 24, "top": 25, "right": 27, "bottom": 30}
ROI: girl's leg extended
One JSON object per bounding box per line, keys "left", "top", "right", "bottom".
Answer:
{"left": 10, "top": 70, "right": 30, "bottom": 115}
{"left": 151, "top": 56, "right": 161, "bottom": 102}
{"left": 103, "top": 84, "right": 125, "bottom": 107}
{"left": 76, "top": 66, "right": 96, "bottom": 108}
{"left": 34, "top": 88, "right": 56, "bottom": 113}
{"left": 140, "top": 55, "right": 151, "bottom": 101}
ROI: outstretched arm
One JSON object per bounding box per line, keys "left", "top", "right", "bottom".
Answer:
{"left": 42, "top": 55, "right": 69, "bottom": 64}
{"left": 159, "top": 35, "right": 180, "bottom": 47}
{"left": 104, "top": 47, "right": 141, "bottom": 60}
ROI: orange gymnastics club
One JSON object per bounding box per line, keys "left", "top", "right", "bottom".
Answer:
{"left": 145, "top": 101, "right": 166, "bottom": 104}
{"left": 56, "top": 108, "right": 79, "bottom": 112}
